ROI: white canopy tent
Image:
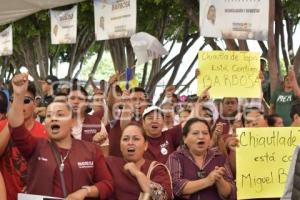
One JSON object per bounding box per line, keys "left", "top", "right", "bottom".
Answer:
{"left": 0, "top": 0, "right": 86, "bottom": 25}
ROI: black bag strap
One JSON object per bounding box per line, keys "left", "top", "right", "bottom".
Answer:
{"left": 49, "top": 141, "right": 68, "bottom": 197}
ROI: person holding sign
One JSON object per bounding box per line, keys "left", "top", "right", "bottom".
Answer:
{"left": 166, "top": 118, "right": 236, "bottom": 200}
{"left": 270, "top": 66, "right": 300, "bottom": 126}
{"left": 7, "top": 73, "right": 113, "bottom": 199}
{"left": 106, "top": 123, "right": 173, "bottom": 200}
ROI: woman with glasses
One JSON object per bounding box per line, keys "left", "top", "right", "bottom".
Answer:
{"left": 166, "top": 118, "right": 236, "bottom": 200}
{"left": 106, "top": 123, "right": 172, "bottom": 200}
{"left": 7, "top": 73, "right": 113, "bottom": 199}
{"left": 0, "top": 81, "right": 47, "bottom": 200}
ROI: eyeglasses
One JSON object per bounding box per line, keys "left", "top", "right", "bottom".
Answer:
{"left": 10, "top": 96, "right": 34, "bottom": 104}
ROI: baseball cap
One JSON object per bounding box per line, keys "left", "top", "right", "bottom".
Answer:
{"left": 142, "top": 105, "right": 164, "bottom": 118}
{"left": 45, "top": 75, "right": 59, "bottom": 84}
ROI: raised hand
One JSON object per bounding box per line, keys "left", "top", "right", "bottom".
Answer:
{"left": 92, "top": 129, "right": 108, "bottom": 145}
{"left": 198, "top": 86, "right": 211, "bottom": 102}
{"left": 165, "top": 85, "right": 175, "bottom": 99}
{"left": 12, "top": 73, "right": 28, "bottom": 96}
{"left": 124, "top": 162, "right": 141, "bottom": 177}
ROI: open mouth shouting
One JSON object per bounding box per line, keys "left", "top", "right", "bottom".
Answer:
{"left": 127, "top": 147, "right": 136, "bottom": 155}
{"left": 50, "top": 124, "right": 60, "bottom": 134}
{"left": 197, "top": 140, "right": 206, "bottom": 147}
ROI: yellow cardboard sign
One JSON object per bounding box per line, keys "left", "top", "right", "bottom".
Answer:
{"left": 198, "top": 51, "right": 261, "bottom": 98}
{"left": 236, "top": 127, "right": 300, "bottom": 199}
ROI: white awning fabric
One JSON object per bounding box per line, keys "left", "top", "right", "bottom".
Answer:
{"left": 0, "top": 0, "right": 86, "bottom": 25}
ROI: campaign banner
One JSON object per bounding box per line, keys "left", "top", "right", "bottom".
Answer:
{"left": 50, "top": 5, "right": 77, "bottom": 44}
{"left": 236, "top": 127, "right": 300, "bottom": 199}
{"left": 130, "top": 32, "right": 168, "bottom": 65}
{"left": 197, "top": 51, "right": 261, "bottom": 98}
{"left": 199, "top": 0, "right": 269, "bottom": 40}
{"left": 94, "top": 0, "right": 136, "bottom": 40}
{"left": 0, "top": 25, "right": 13, "bottom": 56}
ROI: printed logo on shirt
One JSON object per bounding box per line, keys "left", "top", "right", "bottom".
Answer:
{"left": 83, "top": 129, "right": 97, "bottom": 134}
{"left": 77, "top": 161, "right": 94, "bottom": 169}
{"left": 276, "top": 95, "right": 292, "bottom": 103}
{"left": 37, "top": 156, "right": 48, "bottom": 162}
{"left": 160, "top": 141, "right": 169, "bottom": 155}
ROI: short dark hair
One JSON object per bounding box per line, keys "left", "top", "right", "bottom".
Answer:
{"left": 69, "top": 85, "right": 88, "bottom": 99}
{"left": 266, "top": 114, "right": 282, "bottom": 127}
{"left": 122, "top": 122, "right": 148, "bottom": 141}
{"left": 222, "top": 97, "right": 238, "bottom": 103}
{"left": 244, "top": 107, "right": 263, "bottom": 117}
{"left": 182, "top": 118, "right": 211, "bottom": 137}
{"left": 0, "top": 91, "right": 8, "bottom": 114}
{"left": 290, "top": 99, "right": 300, "bottom": 120}
{"left": 27, "top": 82, "right": 37, "bottom": 97}
{"left": 129, "top": 87, "right": 147, "bottom": 99}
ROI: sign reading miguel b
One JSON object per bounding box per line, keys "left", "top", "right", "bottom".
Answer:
{"left": 199, "top": 0, "right": 269, "bottom": 40}
{"left": 94, "top": 0, "right": 136, "bottom": 41}
{"left": 236, "top": 127, "right": 300, "bottom": 199}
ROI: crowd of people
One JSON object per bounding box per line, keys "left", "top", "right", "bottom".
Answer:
{"left": 0, "top": 60, "right": 299, "bottom": 200}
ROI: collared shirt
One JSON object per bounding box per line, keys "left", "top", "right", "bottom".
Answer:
{"left": 166, "top": 146, "right": 236, "bottom": 200}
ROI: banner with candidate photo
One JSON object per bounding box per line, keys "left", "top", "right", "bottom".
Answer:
{"left": 199, "top": 0, "right": 269, "bottom": 41}
{"left": 50, "top": 5, "right": 77, "bottom": 44}
{"left": 0, "top": 25, "right": 13, "bottom": 56}
{"left": 94, "top": 0, "right": 136, "bottom": 41}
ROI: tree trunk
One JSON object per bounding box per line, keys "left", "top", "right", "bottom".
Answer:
{"left": 294, "top": 45, "right": 300, "bottom": 76}
{"left": 268, "top": 0, "right": 280, "bottom": 93}
{"left": 238, "top": 40, "right": 249, "bottom": 51}
{"left": 284, "top": 11, "right": 294, "bottom": 63}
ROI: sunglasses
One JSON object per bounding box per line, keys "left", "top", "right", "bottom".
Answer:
{"left": 10, "top": 96, "right": 34, "bottom": 104}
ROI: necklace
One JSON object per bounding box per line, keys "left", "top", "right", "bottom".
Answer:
{"left": 59, "top": 150, "right": 70, "bottom": 172}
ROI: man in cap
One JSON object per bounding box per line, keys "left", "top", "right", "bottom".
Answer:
{"left": 35, "top": 75, "right": 59, "bottom": 122}
{"left": 142, "top": 105, "right": 182, "bottom": 163}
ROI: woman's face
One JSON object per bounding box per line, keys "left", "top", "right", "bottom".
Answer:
{"left": 45, "top": 102, "right": 73, "bottom": 141}
{"left": 184, "top": 121, "right": 211, "bottom": 156}
{"left": 68, "top": 90, "right": 87, "bottom": 116}
{"left": 92, "top": 93, "right": 105, "bottom": 112}
{"left": 207, "top": 6, "right": 216, "bottom": 21}
{"left": 120, "top": 125, "right": 148, "bottom": 163}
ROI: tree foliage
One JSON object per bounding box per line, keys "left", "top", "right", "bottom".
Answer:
{"left": 0, "top": 0, "right": 300, "bottom": 102}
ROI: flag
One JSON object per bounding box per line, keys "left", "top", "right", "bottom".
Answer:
{"left": 130, "top": 32, "right": 168, "bottom": 65}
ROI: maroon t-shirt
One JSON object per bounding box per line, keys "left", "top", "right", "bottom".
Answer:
{"left": 107, "top": 120, "right": 122, "bottom": 157}
{"left": 144, "top": 125, "right": 182, "bottom": 164}
{"left": 106, "top": 156, "right": 172, "bottom": 200}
